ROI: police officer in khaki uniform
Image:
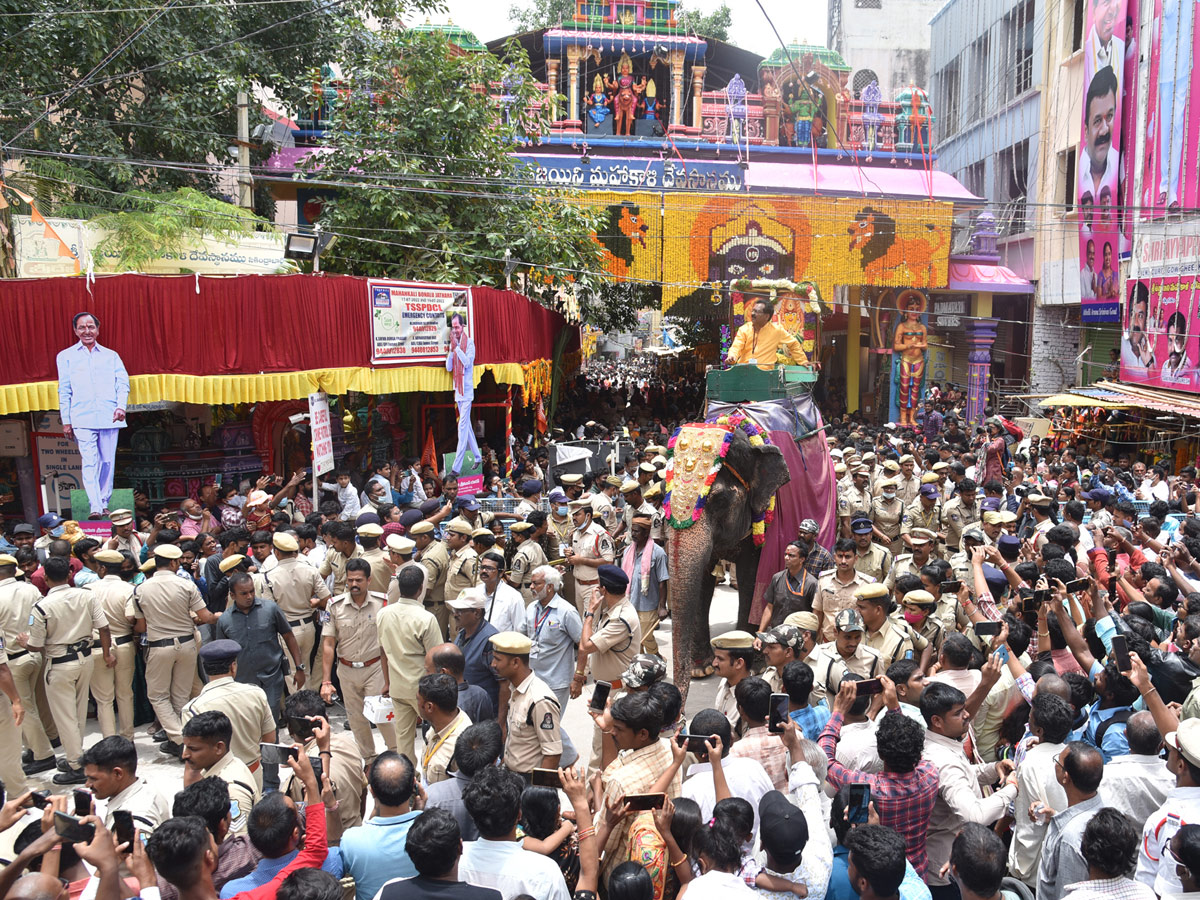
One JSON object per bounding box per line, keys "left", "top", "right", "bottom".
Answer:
{"left": 87, "top": 549, "right": 137, "bottom": 740}
{"left": 886, "top": 528, "right": 938, "bottom": 595}
{"left": 644, "top": 482, "right": 666, "bottom": 544}
{"left": 940, "top": 478, "right": 981, "bottom": 553}
{"left": 855, "top": 583, "right": 929, "bottom": 668}
{"left": 894, "top": 589, "right": 947, "bottom": 657}
{"left": 757, "top": 624, "right": 805, "bottom": 694}
{"left": 506, "top": 522, "right": 545, "bottom": 603}
{"left": 558, "top": 473, "right": 584, "bottom": 501}
{"left": 870, "top": 478, "right": 905, "bottom": 554}
{"left": 378, "top": 563, "right": 441, "bottom": 762}
{"left": 319, "top": 522, "right": 362, "bottom": 596}
{"left": 872, "top": 461, "right": 901, "bottom": 497}
{"left": 264, "top": 532, "right": 331, "bottom": 695}
{"left": 320, "top": 556, "right": 392, "bottom": 761}
{"left": 838, "top": 468, "right": 872, "bottom": 537}
{"left": 590, "top": 476, "right": 621, "bottom": 536}
{"left": 491, "top": 631, "right": 562, "bottom": 777}
{"left": 782, "top": 611, "right": 847, "bottom": 707}
{"left": 850, "top": 517, "right": 892, "bottom": 583}
{"left": 618, "top": 481, "right": 655, "bottom": 548}
{"left": 572, "top": 564, "right": 640, "bottom": 699}
{"left": 28, "top": 555, "right": 112, "bottom": 783}
{"left": 566, "top": 498, "right": 614, "bottom": 618}
{"left": 815, "top": 609, "right": 884, "bottom": 680}
{"left": 385, "top": 534, "right": 426, "bottom": 604}
{"left": 129, "top": 543, "right": 216, "bottom": 757}
{"left": 0, "top": 643, "right": 28, "bottom": 796}
{"left": 444, "top": 519, "right": 480, "bottom": 603}
{"left": 896, "top": 455, "right": 921, "bottom": 505}
{"left": 901, "top": 483, "right": 944, "bottom": 553}
{"left": 813, "top": 540, "right": 876, "bottom": 643}
{"left": 413, "top": 521, "right": 452, "bottom": 638}
{"left": 0, "top": 554, "right": 56, "bottom": 774}
{"left": 357, "top": 523, "right": 392, "bottom": 595}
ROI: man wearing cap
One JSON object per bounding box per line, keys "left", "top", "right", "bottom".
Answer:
{"left": 616, "top": 481, "right": 654, "bottom": 548}
{"left": 838, "top": 469, "right": 872, "bottom": 538}
{"left": 384, "top": 534, "right": 425, "bottom": 603}
{"left": 793, "top": 520, "right": 834, "bottom": 581}
{"left": 0, "top": 553, "right": 57, "bottom": 772}
{"left": 105, "top": 509, "right": 146, "bottom": 560}
{"left": 855, "top": 584, "right": 928, "bottom": 669}
{"left": 356, "top": 524, "right": 392, "bottom": 596}
{"left": 33, "top": 513, "right": 63, "bottom": 564}
{"left": 183, "top": 640, "right": 277, "bottom": 789}
{"left": 870, "top": 479, "right": 905, "bottom": 555}
{"left": 128, "top": 543, "right": 216, "bottom": 758}
{"left": 263, "top": 531, "right": 331, "bottom": 696}
{"left": 711, "top": 630, "right": 758, "bottom": 735}
{"left": 506, "top": 522, "right": 545, "bottom": 602}
{"left": 86, "top": 549, "right": 137, "bottom": 741}
{"left": 896, "top": 455, "right": 921, "bottom": 505}
{"left": 321, "top": 557, "right": 394, "bottom": 760}
{"left": 491, "top": 631, "right": 563, "bottom": 777}
{"left": 757, "top": 625, "right": 805, "bottom": 694}
{"left": 814, "top": 538, "right": 875, "bottom": 644}
{"left": 621, "top": 516, "right": 668, "bottom": 656}
{"left": 591, "top": 476, "right": 621, "bottom": 535}
{"left": 981, "top": 510, "right": 1006, "bottom": 545}
{"left": 214, "top": 572, "right": 305, "bottom": 718}
{"left": 940, "top": 478, "right": 981, "bottom": 554}
{"left": 949, "top": 528, "right": 988, "bottom": 587}
{"left": 566, "top": 499, "right": 615, "bottom": 618}
{"left": 28, "top": 555, "right": 112, "bottom": 783}
{"left": 449, "top": 585, "right": 502, "bottom": 712}
{"left": 378, "top": 565, "right": 442, "bottom": 762}
{"left": 412, "top": 521, "right": 452, "bottom": 638}
{"left": 816, "top": 609, "right": 884, "bottom": 681}
{"left": 515, "top": 481, "right": 543, "bottom": 520}
{"left": 558, "top": 473, "right": 584, "bottom": 502}
{"left": 887, "top": 528, "right": 938, "bottom": 595}
{"left": 850, "top": 517, "right": 892, "bottom": 583}
{"left": 1027, "top": 492, "right": 1056, "bottom": 547}
{"left": 319, "top": 522, "right": 362, "bottom": 597}
{"left": 643, "top": 482, "right": 667, "bottom": 545}
{"left": 574, "top": 565, "right": 640, "bottom": 694}
{"left": 444, "top": 520, "right": 480, "bottom": 612}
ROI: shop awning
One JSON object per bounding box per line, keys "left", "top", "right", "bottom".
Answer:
{"left": 947, "top": 261, "right": 1033, "bottom": 293}
{"left": 1038, "top": 391, "right": 1128, "bottom": 409}
{"left": 1039, "top": 381, "right": 1200, "bottom": 417}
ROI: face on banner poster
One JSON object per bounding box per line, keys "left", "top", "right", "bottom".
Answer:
{"left": 1121, "top": 276, "right": 1200, "bottom": 389}
{"left": 368, "top": 280, "right": 472, "bottom": 365}
{"left": 1079, "top": 0, "right": 1127, "bottom": 323}
{"left": 1119, "top": 0, "right": 1138, "bottom": 254}
{"left": 1140, "top": 0, "right": 1198, "bottom": 217}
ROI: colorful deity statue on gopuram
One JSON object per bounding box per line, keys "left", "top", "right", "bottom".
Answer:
{"left": 605, "top": 53, "right": 646, "bottom": 136}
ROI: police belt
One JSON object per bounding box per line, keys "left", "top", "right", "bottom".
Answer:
{"left": 145, "top": 634, "right": 195, "bottom": 648}
{"left": 339, "top": 655, "right": 380, "bottom": 669}
{"left": 112, "top": 634, "right": 136, "bottom": 646}
{"left": 287, "top": 614, "right": 316, "bottom": 628}
{"left": 50, "top": 639, "right": 94, "bottom": 664}
{"left": 6, "top": 649, "right": 28, "bottom": 661}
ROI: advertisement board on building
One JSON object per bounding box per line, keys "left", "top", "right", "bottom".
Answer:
{"left": 1078, "top": 0, "right": 1130, "bottom": 323}
{"left": 1140, "top": 0, "right": 1199, "bottom": 219}
{"left": 368, "top": 281, "right": 472, "bottom": 365}
{"left": 1122, "top": 222, "right": 1200, "bottom": 391}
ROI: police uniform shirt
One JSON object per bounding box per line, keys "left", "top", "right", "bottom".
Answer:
{"left": 376, "top": 598, "right": 441, "bottom": 700}
{"left": 448, "top": 512, "right": 495, "bottom": 534}
{"left": 0, "top": 577, "right": 46, "bottom": 647}
{"left": 514, "top": 499, "right": 537, "bottom": 519}
{"left": 648, "top": 505, "right": 666, "bottom": 543}
{"left": 126, "top": 570, "right": 205, "bottom": 640}
{"left": 885, "top": 554, "right": 928, "bottom": 593}
{"left": 714, "top": 678, "right": 743, "bottom": 735}
{"left": 902, "top": 501, "right": 942, "bottom": 539}
{"left": 815, "top": 640, "right": 884, "bottom": 680}
{"left": 871, "top": 497, "right": 904, "bottom": 541}
{"left": 940, "top": 497, "right": 980, "bottom": 552}
{"left": 623, "top": 500, "right": 656, "bottom": 536}
{"left": 837, "top": 485, "right": 871, "bottom": 521}
{"left": 571, "top": 522, "right": 615, "bottom": 585}
{"left": 863, "top": 619, "right": 927, "bottom": 667}
{"left": 806, "top": 649, "right": 848, "bottom": 706}
{"left": 183, "top": 677, "right": 276, "bottom": 771}
{"left": 896, "top": 474, "right": 921, "bottom": 505}
{"left": 202, "top": 752, "right": 260, "bottom": 834}
{"left": 891, "top": 608, "right": 946, "bottom": 654}
{"left": 445, "top": 546, "right": 480, "bottom": 601}
{"left": 544, "top": 516, "right": 572, "bottom": 561}
{"left": 360, "top": 547, "right": 393, "bottom": 596}
{"left": 813, "top": 570, "right": 875, "bottom": 643}
{"left": 284, "top": 732, "right": 365, "bottom": 834}
{"left": 763, "top": 665, "right": 783, "bottom": 693}
{"left": 591, "top": 493, "right": 618, "bottom": 534}
{"left": 386, "top": 560, "right": 426, "bottom": 606}
{"left": 504, "top": 670, "right": 563, "bottom": 774}
{"left": 30, "top": 585, "right": 106, "bottom": 658}
{"left": 509, "top": 539, "right": 547, "bottom": 589}
{"left": 267, "top": 557, "right": 332, "bottom": 621}
{"left": 104, "top": 776, "right": 171, "bottom": 836}
{"left": 319, "top": 545, "right": 363, "bottom": 596}
{"left": 589, "top": 596, "right": 640, "bottom": 683}
{"left": 854, "top": 543, "right": 892, "bottom": 583}
{"left": 423, "top": 710, "right": 472, "bottom": 785}
{"left": 87, "top": 575, "right": 136, "bottom": 638}
{"left": 325, "top": 592, "right": 384, "bottom": 663}
{"left": 419, "top": 540, "right": 451, "bottom": 603}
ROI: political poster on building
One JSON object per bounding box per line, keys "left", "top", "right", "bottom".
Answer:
{"left": 1120, "top": 276, "right": 1200, "bottom": 389}
{"left": 1119, "top": 0, "right": 1138, "bottom": 255}
{"left": 368, "top": 280, "right": 472, "bottom": 365}
{"left": 1140, "top": 0, "right": 1199, "bottom": 219}
{"left": 1078, "top": 0, "right": 1128, "bottom": 322}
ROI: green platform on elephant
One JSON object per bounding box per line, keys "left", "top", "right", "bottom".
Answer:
{"left": 706, "top": 365, "right": 816, "bottom": 403}
{"left": 70, "top": 488, "right": 135, "bottom": 521}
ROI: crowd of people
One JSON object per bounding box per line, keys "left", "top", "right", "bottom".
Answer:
{"left": 7, "top": 369, "right": 1200, "bottom": 900}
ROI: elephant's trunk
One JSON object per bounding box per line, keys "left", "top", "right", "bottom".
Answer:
{"left": 667, "top": 515, "right": 716, "bottom": 707}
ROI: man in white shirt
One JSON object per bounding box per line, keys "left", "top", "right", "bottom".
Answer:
{"left": 1008, "top": 692, "right": 1073, "bottom": 885}
{"left": 1080, "top": 240, "right": 1097, "bottom": 299}
{"left": 477, "top": 554, "right": 524, "bottom": 635}
{"left": 459, "top": 766, "right": 570, "bottom": 900}
{"left": 1136, "top": 718, "right": 1200, "bottom": 895}
{"left": 1100, "top": 711, "right": 1178, "bottom": 825}
{"left": 1079, "top": 67, "right": 1120, "bottom": 205}
{"left": 681, "top": 708, "right": 775, "bottom": 836}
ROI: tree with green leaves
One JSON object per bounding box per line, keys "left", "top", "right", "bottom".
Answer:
{"left": 677, "top": 3, "right": 731, "bottom": 40}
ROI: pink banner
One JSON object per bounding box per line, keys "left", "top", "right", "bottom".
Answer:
{"left": 1079, "top": 0, "right": 1129, "bottom": 323}
{"left": 1120, "top": 276, "right": 1200, "bottom": 389}
{"left": 1119, "top": 0, "right": 1139, "bottom": 255}
{"left": 1140, "top": 0, "right": 1198, "bottom": 218}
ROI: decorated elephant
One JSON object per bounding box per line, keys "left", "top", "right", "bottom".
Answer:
{"left": 663, "top": 401, "right": 837, "bottom": 702}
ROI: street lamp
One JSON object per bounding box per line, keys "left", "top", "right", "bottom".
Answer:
{"left": 284, "top": 224, "right": 336, "bottom": 272}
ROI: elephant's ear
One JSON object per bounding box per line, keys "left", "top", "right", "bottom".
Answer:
{"left": 749, "top": 444, "right": 790, "bottom": 515}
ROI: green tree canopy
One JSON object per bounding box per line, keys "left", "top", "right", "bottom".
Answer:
{"left": 300, "top": 28, "right": 638, "bottom": 333}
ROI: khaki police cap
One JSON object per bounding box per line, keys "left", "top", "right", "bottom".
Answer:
{"left": 882, "top": 460, "right": 900, "bottom": 473}
{"left": 785, "top": 611, "right": 819, "bottom": 632}
{"left": 109, "top": 509, "right": 134, "bottom": 525}
{"left": 605, "top": 475, "right": 624, "bottom": 488}
{"left": 909, "top": 528, "right": 936, "bottom": 544}
{"left": 643, "top": 483, "right": 663, "bottom": 499}
{"left": 854, "top": 583, "right": 889, "bottom": 601}
{"left": 834, "top": 464, "right": 848, "bottom": 476}
{"left": 357, "top": 523, "right": 385, "bottom": 537}
{"left": 93, "top": 549, "right": 124, "bottom": 564}
{"left": 932, "top": 462, "right": 950, "bottom": 472}
{"left": 861, "top": 453, "right": 876, "bottom": 462}
{"left": 446, "top": 520, "right": 474, "bottom": 536}
{"left": 560, "top": 474, "right": 584, "bottom": 486}
{"left": 409, "top": 521, "right": 435, "bottom": 536}
{"left": 153, "top": 543, "right": 183, "bottom": 560}
{"left": 998, "top": 510, "right": 1018, "bottom": 523}
{"left": 983, "top": 511, "right": 1004, "bottom": 525}
{"left": 0, "top": 553, "right": 17, "bottom": 566}
{"left": 140, "top": 558, "right": 157, "bottom": 573}
{"left": 902, "top": 589, "right": 938, "bottom": 607}
{"left": 620, "top": 480, "right": 641, "bottom": 493}
{"left": 653, "top": 455, "right": 667, "bottom": 466}
{"left": 471, "top": 527, "right": 492, "bottom": 539}
{"left": 921, "top": 472, "right": 940, "bottom": 484}
{"left": 489, "top": 631, "right": 533, "bottom": 655}
{"left": 273, "top": 532, "right": 300, "bottom": 552}
{"left": 877, "top": 477, "right": 899, "bottom": 489}
{"left": 899, "top": 454, "right": 915, "bottom": 464}
{"left": 386, "top": 534, "right": 416, "bottom": 554}
{"left": 568, "top": 498, "right": 593, "bottom": 511}
{"left": 509, "top": 521, "right": 534, "bottom": 534}
{"left": 710, "top": 629, "right": 756, "bottom": 650}
{"left": 218, "top": 554, "right": 246, "bottom": 573}
{"left": 1027, "top": 493, "right": 1054, "bottom": 507}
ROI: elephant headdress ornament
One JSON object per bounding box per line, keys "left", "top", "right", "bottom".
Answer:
{"left": 664, "top": 413, "right": 778, "bottom": 545}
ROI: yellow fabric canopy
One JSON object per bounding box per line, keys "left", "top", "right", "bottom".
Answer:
{"left": 1038, "top": 393, "right": 1128, "bottom": 410}
{"left": 0, "top": 363, "right": 527, "bottom": 415}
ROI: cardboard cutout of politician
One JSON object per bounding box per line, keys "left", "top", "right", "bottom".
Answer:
{"left": 445, "top": 309, "right": 479, "bottom": 477}
{"left": 56, "top": 312, "right": 129, "bottom": 518}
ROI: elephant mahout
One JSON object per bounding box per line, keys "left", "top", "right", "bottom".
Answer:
{"left": 664, "top": 396, "right": 836, "bottom": 702}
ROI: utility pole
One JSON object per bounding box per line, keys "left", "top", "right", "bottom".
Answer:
{"left": 236, "top": 90, "right": 253, "bottom": 209}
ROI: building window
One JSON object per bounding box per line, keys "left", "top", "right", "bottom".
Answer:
{"left": 938, "top": 58, "right": 961, "bottom": 136}
{"left": 961, "top": 160, "right": 985, "bottom": 197}
{"left": 1071, "top": 0, "right": 1085, "bottom": 51}
{"left": 1061, "top": 147, "right": 1076, "bottom": 211}
{"left": 1006, "top": 0, "right": 1035, "bottom": 99}
{"left": 997, "top": 139, "right": 1030, "bottom": 234}
{"left": 967, "top": 35, "right": 990, "bottom": 122}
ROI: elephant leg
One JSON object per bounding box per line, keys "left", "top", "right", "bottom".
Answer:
{"left": 734, "top": 540, "right": 761, "bottom": 632}
{"left": 667, "top": 518, "right": 719, "bottom": 705}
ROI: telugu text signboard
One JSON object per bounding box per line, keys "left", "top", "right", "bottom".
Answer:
{"left": 368, "top": 280, "right": 472, "bottom": 365}
{"left": 308, "top": 392, "right": 334, "bottom": 476}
